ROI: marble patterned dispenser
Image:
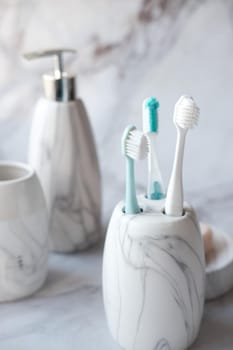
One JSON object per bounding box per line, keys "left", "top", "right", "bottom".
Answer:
{"left": 0, "top": 162, "right": 48, "bottom": 301}
{"left": 103, "top": 196, "right": 205, "bottom": 350}
{"left": 24, "top": 49, "right": 101, "bottom": 253}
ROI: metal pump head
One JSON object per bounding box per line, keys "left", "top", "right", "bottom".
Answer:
{"left": 24, "top": 49, "right": 77, "bottom": 102}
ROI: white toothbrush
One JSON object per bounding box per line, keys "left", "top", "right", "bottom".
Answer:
{"left": 165, "top": 95, "right": 199, "bottom": 216}
{"left": 122, "top": 125, "right": 148, "bottom": 214}
{"left": 143, "top": 97, "right": 165, "bottom": 200}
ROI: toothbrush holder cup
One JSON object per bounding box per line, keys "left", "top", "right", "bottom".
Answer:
{"left": 0, "top": 162, "right": 49, "bottom": 302}
{"left": 103, "top": 195, "right": 205, "bottom": 350}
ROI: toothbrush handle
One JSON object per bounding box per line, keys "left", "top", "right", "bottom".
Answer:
{"left": 147, "top": 135, "right": 165, "bottom": 199}
{"left": 125, "top": 157, "right": 140, "bottom": 214}
{"left": 165, "top": 128, "right": 186, "bottom": 216}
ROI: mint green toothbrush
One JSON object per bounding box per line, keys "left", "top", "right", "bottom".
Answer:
{"left": 122, "top": 125, "right": 148, "bottom": 214}
{"left": 142, "top": 97, "right": 165, "bottom": 200}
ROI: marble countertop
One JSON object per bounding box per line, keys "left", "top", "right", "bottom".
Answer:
{"left": 0, "top": 238, "right": 232, "bottom": 350}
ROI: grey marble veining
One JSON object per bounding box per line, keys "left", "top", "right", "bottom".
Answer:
{"left": 0, "top": 210, "right": 48, "bottom": 301}
{"left": 103, "top": 199, "right": 205, "bottom": 350}
{"left": 0, "top": 242, "right": 231, "bottom": 350}
{"left": 0, "top": 0, "right": 233, "bottom": 223}
{"left": 29, "top": 98, "right": 101, "bottom": 252}
{"left": 0, "top": 0, "right": 232, "bottom": 348}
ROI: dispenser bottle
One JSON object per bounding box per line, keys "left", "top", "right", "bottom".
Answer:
{"left": 25, "top": 49, "right": 101, "bottom": 253}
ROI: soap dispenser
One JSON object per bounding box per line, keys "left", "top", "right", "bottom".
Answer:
{"left": 24, "top": 49, "right": 101, "bottom": 253}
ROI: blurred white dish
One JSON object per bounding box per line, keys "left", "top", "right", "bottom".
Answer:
{"left": 202, "top": 224, "right": 233, "bottom": 300}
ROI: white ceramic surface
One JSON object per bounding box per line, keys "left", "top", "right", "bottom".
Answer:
{"left": 205, "top": 227, "right": 233, "bottom": 301}
{"left": 29, "top": 98, "right": 101, "bottom": 253}
{"left": 103, "top": 196, "right": 205, "bottom": 350}
{"left": 0, "top": 162, "right": 48, "bottom": 301}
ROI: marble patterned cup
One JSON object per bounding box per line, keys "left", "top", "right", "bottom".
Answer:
{"left": 0, "top": 161, "right": 49, "bottom": 302}
{"left": 103, "top": 195, "right": 205, "bottom": 350}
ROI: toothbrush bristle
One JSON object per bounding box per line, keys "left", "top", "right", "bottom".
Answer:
{"left": 124, "top": 128, "right": 148, "bottom": 160}
{"left": 142, "top": 97, "right": 159, "bottom": 133}
{"left": 174, "top": 95, "right": 199, "bottom": 129}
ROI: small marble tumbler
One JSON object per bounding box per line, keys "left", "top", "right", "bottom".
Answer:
{"left": 0, "top": 162, "right": 48, "bottom": 302}
{"left": 103, "top": 196, "right": 205, "bottom": 350}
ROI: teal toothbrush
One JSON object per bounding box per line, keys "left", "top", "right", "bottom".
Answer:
{"left": 142, "top": 97, "right": 165, "bottom": 200}
{"left": 122, "top": 125, "right": 148, "bottom": 214}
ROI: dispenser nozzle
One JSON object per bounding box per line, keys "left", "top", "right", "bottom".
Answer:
{"left": 23, "top": 49, "right": 77, "bottom": 102}
{"left": 24, "top": 49, "right": 76, "bottom": 78}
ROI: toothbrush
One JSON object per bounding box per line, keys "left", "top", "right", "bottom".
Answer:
{"left": 143, "top": 97, "right": 165, "bottom": 200}
{"left": 165, "top": 95, "right": 199, "bottom": 216}
{"left": 122, "top": 125, "right": 148, "bottom": 214}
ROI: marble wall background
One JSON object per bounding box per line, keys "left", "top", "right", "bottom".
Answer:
{"left": 0, "top": 0, "right": 233, "bottom": 230}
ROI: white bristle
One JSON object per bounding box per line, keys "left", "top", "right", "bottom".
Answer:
{"left": 174, "top": 95, "right": 199, "bottom": 129}
{"left": 125, "top": 129, "right": 148, "bottom": 160}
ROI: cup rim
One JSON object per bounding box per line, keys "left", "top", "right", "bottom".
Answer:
{"left": 0, "top": 161, "right": 34, "bottom": 185}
